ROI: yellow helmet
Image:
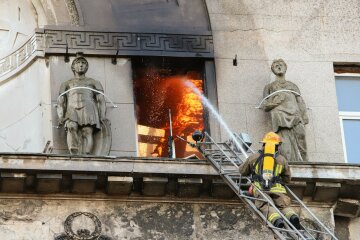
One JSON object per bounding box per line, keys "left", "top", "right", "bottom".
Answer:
{"left": 261, "top": 132, "right": 281, "bottom": 145}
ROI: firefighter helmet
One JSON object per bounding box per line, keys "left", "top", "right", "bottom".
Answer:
{"left": 261, "top": 132, "right": 281, "bottom": 145}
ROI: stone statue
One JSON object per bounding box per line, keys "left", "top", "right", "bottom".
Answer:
{"left": 262, "top": 59, "right": 309, "bottom": 161}
{"left": 57, "top": 53, "right": 111, "bottom": 155}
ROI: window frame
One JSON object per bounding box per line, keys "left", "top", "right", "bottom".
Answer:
{"left": 335, "top": 73, "right": 360, "bottom": 163}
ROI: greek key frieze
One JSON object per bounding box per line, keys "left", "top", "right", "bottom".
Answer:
{"left": 0, "top": 29, "right": 213, "bottom": 79}
{"left": 45, "top": 30, "right": 213, "bottom": 55}
{"left": 0, "top": 34, "right": 44, "bottom": 78}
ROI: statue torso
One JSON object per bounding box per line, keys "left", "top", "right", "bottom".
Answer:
{"left": 265, "top": 80, "right": 303, "bottom": 130}
{"left": 65, "top": 78, "right": 98, "bottom": 109}
{"left": 266, "top": 80, "right": 301, "bottom": 114}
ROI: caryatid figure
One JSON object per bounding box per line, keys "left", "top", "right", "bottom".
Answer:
{"left": 57, "top": 53, "right": 106, "bottom": 155}
{"left": 262, "top": 59, "right": 309, "bottom": 161}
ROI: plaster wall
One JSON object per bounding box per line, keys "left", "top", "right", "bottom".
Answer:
{"left": 0, "top": 0, "right": 38, "bottom": 57}
{"left": 204, "top": 0, "right": 359, "bottom": 162}
{"left": 0, "top": 59, "right": 52, "bottom": 153}
{"left": 0, "top": 198, "right": 334, "bottom": 240}
{"left": 49, "top": 56, "right": 137, "bottom": 156}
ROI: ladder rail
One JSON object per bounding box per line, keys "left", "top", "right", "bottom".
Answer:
{"left": 223, "top": 132, "right": 337, "bottom": 239}
{"left": 249, "top": 182, "right": 314, "bottom": 240}
{"left": 286, "top": 186, "right": 338, "bottom": 239}
{"left": 221, "top": 171, "right": 289, "bottom": 240}
{"left": 200, "top": 144, "right": 311, "bottom": 240}
{"left": 203, "top": 132, "right": 241, "bottom": 168}
{"left": 195, "top": 131, "right": 339, "bottom": 240}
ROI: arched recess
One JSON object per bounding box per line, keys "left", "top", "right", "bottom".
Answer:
{"left": 75, "top": 0, "right": 211, "bottom": 34}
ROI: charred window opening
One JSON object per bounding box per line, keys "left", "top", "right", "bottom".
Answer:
{"left": 133, "top": 57, "right": 206, "bottom": 159}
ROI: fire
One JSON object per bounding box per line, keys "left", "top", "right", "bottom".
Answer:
{"left": 134, "top": 65, "right": 205, "bottom": 159}
{"left": 172, "top": 79, "right": 204, "bottom": 139}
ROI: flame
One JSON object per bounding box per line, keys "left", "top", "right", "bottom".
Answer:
{"left": 134, "top": 66, "right": 205, "bottom": 159}
{"left": 172, "top": 79, "right": 204, "bottom": 137}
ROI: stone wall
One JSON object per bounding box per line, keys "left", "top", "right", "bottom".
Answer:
{"left": 348, "top": 217, "right": 360, "bottom": 240}
{"left": 49, "top": 56, "right": 137, "bottom": 156}
{"left": 0, "top": 197, "right": 335, "bottom": 240}
{"left": 2, "top": 0, "right": 358, "bottom": 162}
{"left": 0, "top": 56, "right": 137, "bottom": 156}
{"left": 204, "top": 0, "right": 360, "bottom": 162}
{"left": 0, "top": 59, "right": 52, "bottom": 152}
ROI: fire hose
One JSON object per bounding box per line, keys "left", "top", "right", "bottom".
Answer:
{"left": 255, "top": 89, "right": 301, "bottom": 109}
{"left": 56, "top": 87, "right": 118, "bottom": 128}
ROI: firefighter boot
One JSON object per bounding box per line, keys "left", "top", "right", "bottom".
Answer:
{"left": 290, "top": 215, "right": 301, "bottom": 230}
{"left": 273, "top": 218, "right": 285, "bottom": 228}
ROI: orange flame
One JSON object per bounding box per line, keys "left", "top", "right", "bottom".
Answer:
{"left": 134, "top": 67, "right": 205, "bottom": 159}
{"left": 173, "top": 79, "right": 204, "bottom": 135}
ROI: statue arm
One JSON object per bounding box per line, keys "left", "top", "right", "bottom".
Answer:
{"left": 296, "top": 96, "right": 309, "bottom": 124}
{"left": 262, "top": 84, "right": 281, "bottom": 111}
{"left": 57, "top": 82, "right": 68, "bottom": 124}
{"left": 94, "top": 81, "right": 106, "bottom": 121}
{"left": 97, "top": 94, "right": 106, "bottom": 121}
{"left": 289, "top": 83, "right": 308, "bottom": 124}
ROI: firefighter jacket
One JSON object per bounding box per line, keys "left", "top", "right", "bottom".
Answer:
{"left": 239, "top": 151, "right": 291, "bottom": 194}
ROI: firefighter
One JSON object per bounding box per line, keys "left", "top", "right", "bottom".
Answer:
{"left": 239, "top": 132, "right": 301, "bottom": 229}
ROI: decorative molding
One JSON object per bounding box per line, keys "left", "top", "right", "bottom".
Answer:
{"left": 44, "top": 30, "right": 213, "bottom": 57}
{"left": 0, "top": 29, "right": 213, "bottom": 81}
{"left": 55, "top": 212, "right": 112, "bottom": 240}
{"left": 64, "top": 0, "right": 81, "bottom": 26}
{"left": 0, "top": 33, "right": 44, "bottom": 80}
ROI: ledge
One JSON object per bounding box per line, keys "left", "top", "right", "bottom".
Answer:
{"left": 0, "top": 153, "right": 359, "bottom": 212}
{"left": 0, "top": 153, "right": 359, "bottom": 181}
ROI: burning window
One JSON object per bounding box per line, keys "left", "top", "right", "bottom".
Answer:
{"left": 133, "top": 57, "right": 205, "bottom": 159}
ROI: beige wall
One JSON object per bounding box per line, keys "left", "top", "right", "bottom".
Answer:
{"left": 204, "top": 0, "right": 360, "bottom": 162}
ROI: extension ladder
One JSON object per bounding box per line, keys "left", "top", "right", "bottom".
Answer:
{"left": 190, "top": 132, "right": 338, "bottom": 240}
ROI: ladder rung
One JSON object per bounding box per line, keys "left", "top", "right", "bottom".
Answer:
{"left": 204, "top": 149, "right": 231, "bottom": 152}
{"left": 221, "top": 171, "right": 239, "bottom": 175}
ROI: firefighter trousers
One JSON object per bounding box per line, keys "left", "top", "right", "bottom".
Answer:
{"left": 254, "top": 191, "right": 297, "bottom": 224}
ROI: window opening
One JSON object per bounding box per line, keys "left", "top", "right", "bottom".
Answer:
{"left": 133, "top": 57, "right": 205, "bottom": 159}
{"left": 335, "top": 74, "right": 360, "bottom": 163}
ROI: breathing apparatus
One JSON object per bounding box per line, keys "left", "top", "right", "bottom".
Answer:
{"left": 254, "top": 132, "right": 282, "bottom": 190}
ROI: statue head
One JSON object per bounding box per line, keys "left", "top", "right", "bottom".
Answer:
{"left": 71, "top": 52, "right": 89, "bottom": 75}
{"left": 271, "top": 59, "right": 287, "bottom": 76}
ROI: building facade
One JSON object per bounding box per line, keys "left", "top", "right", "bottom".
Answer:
{"left": 0, "top": 1, "right": 359, "bottom": 239}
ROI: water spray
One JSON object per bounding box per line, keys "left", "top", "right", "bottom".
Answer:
{"left": 184, "top": 80, "right": 249, "bottom": 158}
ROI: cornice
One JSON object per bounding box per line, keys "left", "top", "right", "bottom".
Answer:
{"left": 0, "top": 29, "right": 214, "bottom": 83}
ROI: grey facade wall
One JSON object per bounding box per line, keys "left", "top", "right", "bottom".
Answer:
{"left": 205, "top": 0, "right": 358, "bottom": 162}
{"left": 0, "top": 59, "right": 52, "bottom": 152}
{"left": 1, "top": 0, "right": 356, "bottom": 162}
{"left": 0, "top": 1, "right": 359, "bottom": 239}
{"left": 49, "top": 56, "right": 137, "bottom": 156}
{"left": 0, "top": 198, "right": 334, "bottom": 240}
